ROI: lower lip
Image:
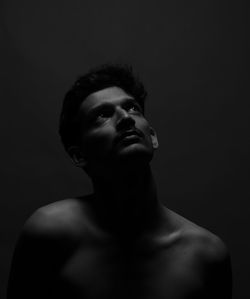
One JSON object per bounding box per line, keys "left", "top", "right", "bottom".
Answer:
{"left": 120, "top": 135, "right": 141, "bottom": 143}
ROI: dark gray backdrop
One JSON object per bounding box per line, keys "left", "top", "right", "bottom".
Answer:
{"left": 0, "top": 1, "right": 248, "bottom": 298}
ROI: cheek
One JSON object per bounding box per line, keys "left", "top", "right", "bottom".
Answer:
{"left": 80, "top": 128, "right": 115, "bottom": 158}
{"left": 139, "top": 121, "right": 153, "bottom": 143}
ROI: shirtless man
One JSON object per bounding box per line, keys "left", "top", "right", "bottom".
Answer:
{"left": 7, "top": 64, "right": 232, "bottom": 299}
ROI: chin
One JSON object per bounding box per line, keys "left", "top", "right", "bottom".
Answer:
{"left": 115, "top": 144, "right": 154, "bottom": 164}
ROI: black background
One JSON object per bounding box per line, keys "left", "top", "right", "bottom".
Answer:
{"left": 0, "top": 1, "right": 248, "bottom": 298}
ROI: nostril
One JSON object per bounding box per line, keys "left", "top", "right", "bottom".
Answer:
{"left": 116, "top": 114, "right": 135, "bottom": 131}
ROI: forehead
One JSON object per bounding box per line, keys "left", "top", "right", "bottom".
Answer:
{"left": 79, "top": 86, "right": 134, "bottom": 115}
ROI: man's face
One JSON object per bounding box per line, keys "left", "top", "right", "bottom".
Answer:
{"left": 76, "top": 86, "right": 158, "bottom": 170}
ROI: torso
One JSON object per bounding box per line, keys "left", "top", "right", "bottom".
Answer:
{"left": 57, "top": 234, "right": 205, "bottom": 299}
{"left": 34, "top": 197, "right": 221, "bottom": 299}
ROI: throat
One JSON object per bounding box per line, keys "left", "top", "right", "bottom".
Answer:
{"left": 90, "top": 166, "right": 164, "bottom": 236}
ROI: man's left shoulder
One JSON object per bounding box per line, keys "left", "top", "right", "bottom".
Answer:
{"left": 188, "top": 226, "right": 230, "bottom": 264}
{"left": 183, "top": 222, "right": 232, "bottom": 297}
{"left": 167, "top": 210, "right": 232, "bottom": 297}
{"left": 168, "top": 210, "right": 230, "bottom": 263}
{"left": 179, "top": 220, "right": 230, "bottom": 264}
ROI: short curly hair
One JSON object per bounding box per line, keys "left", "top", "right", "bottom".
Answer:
{"left": 59, "top": 63, "right": 147, "bottom": 153}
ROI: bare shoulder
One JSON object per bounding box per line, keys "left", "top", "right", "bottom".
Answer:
{"left": 23, "top": 196, "right": 91, "bottom": 238}
{"left": 167, "top": 208, "right": 230, "bottom": 263}
{"left": 7, "top": 197, "right": 90, "bottom": 299}
{"left": 166, "top": 209, "right": 232, "bottom": 297}
{"left": 10, "top": 197, "right": 90, "bottom": 268}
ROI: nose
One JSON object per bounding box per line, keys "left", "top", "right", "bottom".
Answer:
{"left": 116, "top": 107, "right": 135, "bottom": 131}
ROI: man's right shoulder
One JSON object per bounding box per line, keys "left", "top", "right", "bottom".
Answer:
{"left": 23, "top": 197, "right": 89, "bottom": 239}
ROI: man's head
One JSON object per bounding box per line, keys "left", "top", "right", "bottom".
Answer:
{"left": 59, "top": 64, "right": 158, "bottom": 177}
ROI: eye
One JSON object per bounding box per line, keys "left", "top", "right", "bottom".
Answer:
{"left": 95, "top": 107, "right": 113, "bottom": 121}
{"left": 126, "top": 102, "right": 141, "bottom": 113}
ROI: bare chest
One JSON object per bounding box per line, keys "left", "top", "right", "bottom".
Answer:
{"left": 57, "top": 240, "right": 205, "bottom": 299}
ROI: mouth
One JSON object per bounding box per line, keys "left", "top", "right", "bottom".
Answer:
{"left": 116, "top": 130, "right": 143, "bottom": 144}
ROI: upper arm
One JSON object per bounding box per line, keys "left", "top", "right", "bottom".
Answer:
{"left": 202, "top": 236, "right": 232, "bottom": 299}
{"left": 7, "top": 230, "right": 46, "bottom": 298}
{"left": 7, "top": 209, "right": 66, "bottom": 299}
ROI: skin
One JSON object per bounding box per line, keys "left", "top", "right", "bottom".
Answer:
{"left": 7, "top": 87, "right": 232, "bottom": 299}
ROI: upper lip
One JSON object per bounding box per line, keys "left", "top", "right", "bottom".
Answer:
{"left": 116, "top": 129, "right": 143, "bottom": 142}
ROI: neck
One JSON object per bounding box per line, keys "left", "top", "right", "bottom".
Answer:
{"left": 88, "top": 163, "right": 166, "bottom": 237}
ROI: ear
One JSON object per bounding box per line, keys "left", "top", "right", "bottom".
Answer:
{"left": 149, "top": 127, "right": 159, "bottom": 149}
{"left": 67, "top": 146, "right": 87, "bottom": 168}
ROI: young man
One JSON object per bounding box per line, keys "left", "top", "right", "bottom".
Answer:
{"left": 8, "top": 64, "right": 232, "bottom": 299}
